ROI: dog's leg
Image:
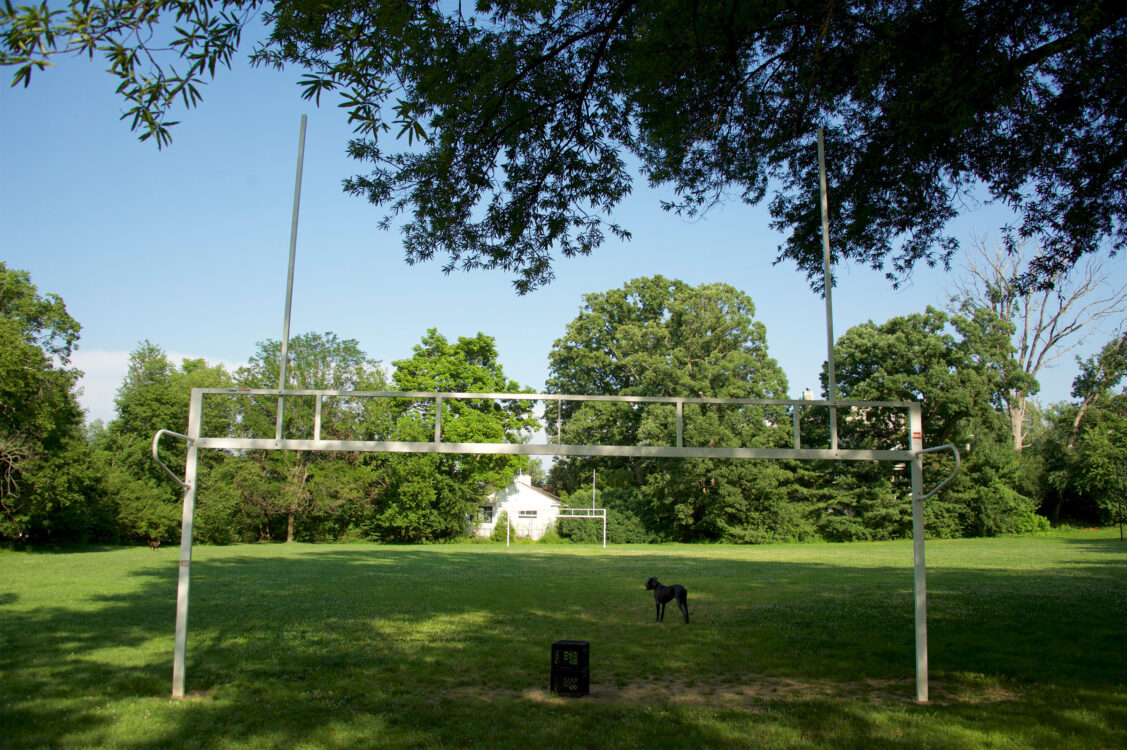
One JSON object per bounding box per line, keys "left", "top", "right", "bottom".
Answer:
{"left": 678, "top": 591, "right": 689, "bottom": 623}
{"left": 656, "top": 600, "right": 664, "bottom": 622}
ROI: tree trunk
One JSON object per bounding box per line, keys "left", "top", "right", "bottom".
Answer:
{"left": 1068, "top": 394, "right": 1098, "bottom": 450}
{"left": 287, "top": 511, "right": 295, "bottom": 543}
{"left": 1009, "top": 391, "right": 1027, "bottom": 452}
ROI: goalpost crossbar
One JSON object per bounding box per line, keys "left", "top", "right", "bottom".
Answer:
{"left": 164, "top": 387, "right": 922, "bottom": 462}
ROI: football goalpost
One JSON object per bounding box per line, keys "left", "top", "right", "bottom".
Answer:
{"left": 153, "top": 389, "right": 958, "bottom": 702}
{"left": 556, "top": 507, "right": 607, "bottom": 548}
{"left": 151, "top": 119, "right": 960, "bottom": 703}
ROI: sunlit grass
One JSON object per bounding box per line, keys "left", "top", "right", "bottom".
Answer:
{"left": 1, "top": 530, "right": 1124, "bottom": 748}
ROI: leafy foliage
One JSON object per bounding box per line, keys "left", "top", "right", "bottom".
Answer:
{"left": 489, "top": 509, "right": 514, "bottom": 542}
{"left": 231, "top": 332, "right": 388, "bottom": 541}
{"left": 547, "top": 276, "right": 793, "bottom": 542}
{"left": 950, "top": 238, "right": 1127, "bottom": 451}
{"left": 0, "top": 263, "right": 111, "bottom": 542}
{"left": 2, "top": 264, "right": 1115, "bottom": 546}
{"left": 96, "top": 341, "right": 234, "bottom": 542}
{"left": 5, "top": 2, "right": 1124, "bottom": 290}
{"left": 390, "top": 328, "right": 539, "bottom": 495}
{"left": 829, "top": 307, "right": 1047, "bottom": 537}
{"left": 1, "top": 0, "right": 260, "bottom": 147}
{"left": 556, "top": 487, "right": 654, "bottom": 544}
{"left": 1037, "top": 334, "right": 1127, "bottom": 524}
{"left": 381, "top": 329, "right": 538, "bottom": 542}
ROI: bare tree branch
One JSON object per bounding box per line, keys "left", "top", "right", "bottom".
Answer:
{"left": 951, "top": 234, "right": 1127, "bottom": 450}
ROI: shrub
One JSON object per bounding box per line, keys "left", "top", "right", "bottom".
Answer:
{"left": 538, "top": 520, "right": 568, "bottom": 544}
{"left": 490, "top": 510, "right": 515, "bottom": 542}
{"left": 966, "top": 483, "right": 1051, "bottom": 536}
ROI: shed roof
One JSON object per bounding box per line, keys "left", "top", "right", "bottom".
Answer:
{"left": 484, "top": 472, "right": 561, "bottom": 505}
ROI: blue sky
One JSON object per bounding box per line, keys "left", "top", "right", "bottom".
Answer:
{"left": 2, "top": 50, "right": 1124, "bottom": 426}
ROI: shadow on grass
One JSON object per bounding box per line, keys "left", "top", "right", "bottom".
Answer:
{"left": 1, "top": 545, "right": 1124, "bottom": 748}
{"left": 1057, "top": 534, "right": 1127, "bottom": 554}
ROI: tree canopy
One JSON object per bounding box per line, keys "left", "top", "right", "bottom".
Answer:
{"left": 1040, "top": 338, "right": 1127, "bottom": 524}
{"left": 829, "top": 306, "right": 1047, "bottom": 537}
{"left": 0, "top": 262, "right": 82, "bottom": 459}
{"left": 547, "top": 276, "right": 792, "bottom": 540}
{"left": 0, "top": 263, "right": 109, "bottom": 541}
{"left": 951, "top": 237, "right": 1127, "bottom": 451}
{"left": 4, "top": 1, "right": 1123, "bottom": 292}
{"left": 382, "top": 329, "right": 538, "bottom": 542}
{"left": 97, "top": 341, "right": 234, "bottom": 542}
{"left": 230, "top": 332, "right": 387, "bottom": 541}
{"left": 2, "top": 262, "right": 1119, "bottom": 544}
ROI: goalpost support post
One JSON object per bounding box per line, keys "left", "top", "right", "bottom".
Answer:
{"left": 909, "top": 403, "right": 929, "bottom": 704}
{"left": 152, "top": 388, "right": 204, "bottom": 700}
{"left": 906, "top": 402, "right": 962, "bottom": 703}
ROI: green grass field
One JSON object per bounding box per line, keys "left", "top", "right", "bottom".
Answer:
{"left": 2, "top": 531, "right": 1124, "bottom": 748}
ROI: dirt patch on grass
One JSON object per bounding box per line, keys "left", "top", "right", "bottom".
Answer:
{"left": 526, "top": 676, "right": 916, "bottom": 707}
{"left": 170, "top": 689, "right": 212, "bottom": 701}
{"left": 443, "top": 675, "right": 1019, "bottom": 708}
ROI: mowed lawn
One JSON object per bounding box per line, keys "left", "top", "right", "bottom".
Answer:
{"left": 1, "top": 531, "right": 1124, "bottom": 749}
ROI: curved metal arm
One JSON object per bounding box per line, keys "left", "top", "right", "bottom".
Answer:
{"left": 152, "top": 429, "right": 192, "bottom": 489}
{"left": 915, "top": 444, "right": 961, "bottom": 501}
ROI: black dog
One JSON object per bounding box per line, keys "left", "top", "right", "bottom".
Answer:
{"left": 645, "top": 576, "right": 689, "bottom": 623}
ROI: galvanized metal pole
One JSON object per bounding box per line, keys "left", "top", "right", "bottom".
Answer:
{"left": 817, "top": 127, "right": 839, "bottom": 450}
{"left": 909, "top": 403, "right": 929, "bottom": 702}
{"left": 435, "top": 396, "right": 443, "bottom": 444}
{"left": 171, "top": 388, "right": 203, "bottom": 699}
{"left": 1118, "top": 463, "right": 1124, "bottom": 542}
{"left": 276, "top": 114, "right": 308, "bottom": 443}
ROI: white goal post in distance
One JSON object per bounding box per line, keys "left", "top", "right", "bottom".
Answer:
{"left": 556, "top": 507, "right": 607, "bottom": 548}
{"left": 153, "top": 388, "right": 959, "bottom": 703}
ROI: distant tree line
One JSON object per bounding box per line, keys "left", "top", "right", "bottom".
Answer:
{"left": 2, "top": 260, "right": 1124, "bottom": 546}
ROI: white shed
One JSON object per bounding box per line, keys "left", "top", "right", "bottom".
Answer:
{"left": 475, "top": 472, "right": 562, "bottom": 540}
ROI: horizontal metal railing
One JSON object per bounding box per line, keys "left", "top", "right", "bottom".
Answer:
{"left": 181, "top": 388, "right": 920, "bottom": 463}
{"left": 557, "top": 508, "right": 607, "bottom": 518}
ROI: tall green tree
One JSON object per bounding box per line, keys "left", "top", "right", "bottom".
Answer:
{"left": 833, "top": 309, "right": 995, "bottom": 444}
{"left": 1038, "top": 332, "right": 1127, "bottom": 522}
{"left": 1067, "top": 332, "right": 1127, "bottom": 447}
{"left": 233, "top": 332, "right": 388, "bottom": 542}
{"left": 5, "top": 2, "right": 1123, "bottom": 291}
{"left": 1067, "top": 395, "right": 1127, "bottom": 527}
{"left": 107, "top": 342, "right": 235, "bottom": 471}
{"left": 0, "top": 263, "right": 81, "bottom": 499}
{"left": 830, "top": 307, "right": 1046, "bottom": 537}
{"left": 98, "top": 341, "right": 234, "bottom": 542}
{"left": 547, "top": 277, "right": 792, "bottom": 541}
{"left": 0, "top": 263, "right": 110, "bottom": 542}
{"left": 377, "top": 329, "right": 538, "bottom": 542}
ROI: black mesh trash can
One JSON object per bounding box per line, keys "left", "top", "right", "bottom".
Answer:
{"left": 550, "top": 640, "right": 589, "bottom": 697}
